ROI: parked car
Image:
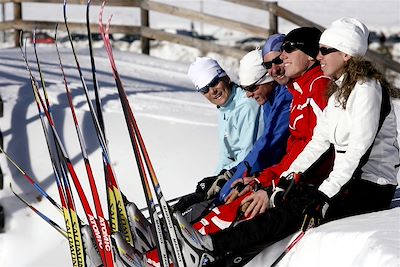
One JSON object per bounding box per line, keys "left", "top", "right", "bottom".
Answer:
{"left": 31, "top": 32, "right": 55, "bottom": 44}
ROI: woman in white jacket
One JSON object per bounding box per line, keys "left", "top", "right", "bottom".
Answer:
{"left": 280, "top": 18, "right": 400, "bottom": 224}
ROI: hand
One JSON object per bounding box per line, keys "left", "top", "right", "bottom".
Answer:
{"left": 225, "top": 177, "right": 255, "bottom": 204}
{"left": 240, "top": 190, "right": 269, "bottom": 219}
{"left": 302, "top": 190, "right": 330, "bottom": 230}
{"left": 268, "top": 172, "right": 303, "bottom": 208}
{"left": 206, "top": 170, "right": 233, "bottom": 199}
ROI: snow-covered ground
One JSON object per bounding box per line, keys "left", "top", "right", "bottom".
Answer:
{"left": 0, "top": 1, "right": 399, "bottom": 266}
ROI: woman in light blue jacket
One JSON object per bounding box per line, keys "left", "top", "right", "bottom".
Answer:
{"left": 187, "top": 57, "right": 263, "bottom": 174}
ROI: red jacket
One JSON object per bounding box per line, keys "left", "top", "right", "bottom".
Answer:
{"left": 258, "top": 65, "right": 331, "bottom": 187}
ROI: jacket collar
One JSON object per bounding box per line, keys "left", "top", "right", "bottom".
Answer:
{"left": 289, "top": 64, "right": 322, "bottom": 95}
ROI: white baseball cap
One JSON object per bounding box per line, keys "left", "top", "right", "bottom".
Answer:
{"left": 239, "top": 49, "right": 274, "bottom": 87}
{"left": 187, "top": 57, "right": 227, "bottom": 91}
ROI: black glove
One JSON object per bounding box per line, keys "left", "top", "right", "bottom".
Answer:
{"left": 302, "top": 190, "right": 330, "bottom": 230}
{"left": 269, "top": 172, "right": 303, "bottom": 208}
{"left": 173, "top": 192, "right": 205, "bottom": 213}
{"left": 196, "top": 175, "right": 219, "bottom": 197}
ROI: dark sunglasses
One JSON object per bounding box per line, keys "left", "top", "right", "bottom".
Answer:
{"left": 263, "top": 55, "right": 283, "bottom": 70}
{"left": 282, "top": 41, "right": 305, "bottom": 53}
{"left": 242, "top": 72, "right": 268, "bottom": 93}
{"left": 319, "top": 47, "right": 339, "bottom": 56}
{"left": 198, "top": 76, "right": 221, "bottom": 94}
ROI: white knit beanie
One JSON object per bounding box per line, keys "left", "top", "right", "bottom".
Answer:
{"left": 239, "top": 49, "right": 274, "bottom": 87}
{"left": 187, "top": 57, "right": 227, "bottom": 91}
{"left": 319, "top": 18, "right": 369, "bottom": 57}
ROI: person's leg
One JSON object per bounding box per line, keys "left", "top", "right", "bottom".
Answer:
{"left": 210, "top": 186, "right": 314, "bottom": 262}
{"left": 325, "top": 178, "right": 396, "bottom": 221}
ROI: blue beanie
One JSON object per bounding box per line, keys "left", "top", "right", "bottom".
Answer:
{"left": 261, "top": 34, "right": 285, "bottom": 57}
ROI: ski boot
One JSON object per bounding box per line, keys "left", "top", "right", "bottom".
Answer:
{"left": 126, "top": 202, "right": 156, "bottom": 253}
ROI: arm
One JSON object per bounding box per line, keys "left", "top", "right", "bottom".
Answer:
{"left": 282, "top": 99, "right": 331, "bottom": 176}
{"left": 233, "top": 87, "right": 292, "bottom": 177}
{"left": 219, "top": 88, "right": 292, "bottom": 200}
{"left": 319, "top": 81, "right": 382, "bottom": 198}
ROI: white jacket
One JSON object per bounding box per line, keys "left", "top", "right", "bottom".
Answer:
{"left": 283, "top": 76, "right": 399, "bottom": 198}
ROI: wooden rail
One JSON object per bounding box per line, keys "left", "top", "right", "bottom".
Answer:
{"left": 224, "top": 0, "right": 400, "bottom": 73}
{"left": 0, "top": 0, "right": 399, "bottom": 74}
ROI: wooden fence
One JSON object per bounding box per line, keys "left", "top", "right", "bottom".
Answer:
{"left": 0, "top": 0, "right": 399, "bottom": 74}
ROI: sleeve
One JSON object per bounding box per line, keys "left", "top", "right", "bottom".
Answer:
{"left": 282, "top": 101, "right": 331, "bottom": 176}
{"left": 218, "top": 89, "right": 292, "bottom": 201}
{"left": 319, "top": 82, "right": 382, "bottom": 198}
{"left": 232, "top": 89, "right": 292, "bottom": 177}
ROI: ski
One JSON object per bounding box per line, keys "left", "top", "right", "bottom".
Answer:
{"left": 54, "top": 23, "right": 114, "bottom": 267}
{"left": 63, "top": 0, "right": 133, "bottom": 246}
{"left": 98, "top": 3, "right": 186, "bottom": 266}
{"left": 19, "top": 37, "right": 86, "bottom": 267}
{"left": 85, "top": 1, "right": 117, "bottom": 247}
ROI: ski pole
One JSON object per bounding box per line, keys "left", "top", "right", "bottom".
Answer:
{"left": 269, "top": 214, "right": 314, "bottom": 267}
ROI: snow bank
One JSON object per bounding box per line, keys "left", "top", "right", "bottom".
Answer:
{"left": 247, "top": 208, "right": 400, "bottom": 267}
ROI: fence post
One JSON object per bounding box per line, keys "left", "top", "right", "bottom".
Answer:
{"left": 13, "top": 2, "right": 22, "bottom": 47}
{"left": 268, "top": 1, "right": 278, "bottom": 34}
{"left": 140, "top": 3, "right": 150, "bottom": 55}
{"left": 0, "top": 93, "right": 3, "bottom": 232}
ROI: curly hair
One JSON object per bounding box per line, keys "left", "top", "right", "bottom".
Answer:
{"left": 327, "top": 57, "right": 400, "bottom": 109}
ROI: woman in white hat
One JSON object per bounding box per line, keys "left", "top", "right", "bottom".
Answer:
{"left": 281, "top": 18, "right": 399, "bottom": 224}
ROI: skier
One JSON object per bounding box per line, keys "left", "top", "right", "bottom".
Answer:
{"left": 218, "top": 33, "right": 291, "bottom": 202}
{"left": 187, "top": 57, "right": 263, "bottom": 176}
{"left": 282, "top": 17, "right": 399, "bottom": 221}
{"left": 220, "top": 26, "right": 332, "bottom": 208}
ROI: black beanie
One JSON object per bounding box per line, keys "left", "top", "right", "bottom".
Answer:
{"left": 284, "top": 27, "right": 322, "bottom": 58}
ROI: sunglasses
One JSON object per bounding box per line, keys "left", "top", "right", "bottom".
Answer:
{"left": 282, "top": 41, "right": 305, "bottom": 53}
{"left": 263, "top": 55, "right": 283, "bottom": 70}
{"left": 198, "top": 76, "right": 221, "bottom": 94}
{"left": 319, "top": 47, "right": 339, "bottom": 56}
{"left": 242, "top": 72, "right": 268, "bottom": 93}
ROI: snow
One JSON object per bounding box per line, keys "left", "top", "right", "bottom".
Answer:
{"left": 0, "top": 1, "right": 399, "bottom": 266}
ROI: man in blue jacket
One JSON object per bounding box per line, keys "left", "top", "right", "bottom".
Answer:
{"left": 216, "top": 35, "right": 292, "bottom": 202}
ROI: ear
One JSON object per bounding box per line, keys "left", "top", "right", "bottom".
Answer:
{"left": 343, "top": 53, "right": 352, "bottom": 62}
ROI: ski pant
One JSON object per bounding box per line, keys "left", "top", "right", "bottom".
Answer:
{"left": 209, "top": 184, "right": 313, "bottom": 266}
{"left": 324, "top": 178, "right": 396, "bottom": 221}
{"left": 209, "top": 178, "right": 396, "bottom": 266}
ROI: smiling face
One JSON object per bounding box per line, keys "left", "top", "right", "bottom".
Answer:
{"left": 264, "top": 51, "right": 289, "bottom": 85}
{"left": 317, "top": 45, "right": 350, "bottom": 80}
{"left": 245, "top": 81, "right": 275, "bottom": 105}
{"left": 280, "top": 49, "right": 316, "bottom": 79}
{"left": 202, "top": 76, "right": 232, "bottom": 106}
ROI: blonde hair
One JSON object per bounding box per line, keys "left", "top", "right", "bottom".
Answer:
{"left": 327, "top": 57, "right": 400, "bottom": 108}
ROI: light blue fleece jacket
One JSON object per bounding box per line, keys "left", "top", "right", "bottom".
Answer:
{"left": 215, "top": 83, "right": 263, "bottom": 174}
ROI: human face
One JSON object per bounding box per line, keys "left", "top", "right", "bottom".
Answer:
{"left": 245, "top": 81, "right": 275, "bottom": 105}
{"left": 264, "top": 51, "right": 289, "bottom": 85}
{"left": 317, "top": 45, "right": 349, "bottom": 80}
{"left": 202, "top": 76, "right": 232, "bottom": 106}
{"left": 280, "top": 42, "right": 316, "bottom": 79}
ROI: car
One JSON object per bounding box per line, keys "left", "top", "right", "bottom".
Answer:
{"left": 31, "top": 32, "right": 55, "bottom": 44}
